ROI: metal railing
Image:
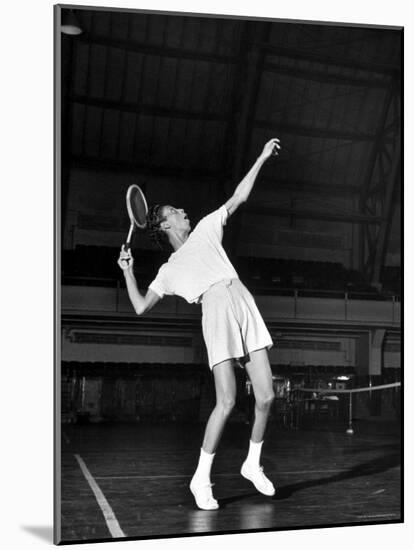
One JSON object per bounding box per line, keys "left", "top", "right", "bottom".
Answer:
{"left": 61, "top": 276, "right": 400, "bottom": 301}
{"left": 61, "top": 278, "right": 401, "bottom": 326}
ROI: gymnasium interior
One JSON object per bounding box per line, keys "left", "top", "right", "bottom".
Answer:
{"left": 56, "top": 6, "right": 402, "bottom": 544}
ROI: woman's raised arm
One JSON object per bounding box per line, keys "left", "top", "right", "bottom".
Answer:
{"left": 225, "top": 138, "right": 280, "bottom": 216}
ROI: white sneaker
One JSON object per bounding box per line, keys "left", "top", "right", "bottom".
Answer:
{"left": 190, "top": 479, "right": 219, "bottom": 510}
{"left": 241, "top": 461, "right": 276, "bottom": 496}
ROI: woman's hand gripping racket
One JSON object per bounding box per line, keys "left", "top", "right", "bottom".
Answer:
{"left": 119, "top": 184, "right": 148, "bottom": 269}
{"left": 118, "top": 245, "right": 134, "bottom": 271}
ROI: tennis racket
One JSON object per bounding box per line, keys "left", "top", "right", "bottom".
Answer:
{"left": 124, "top": 184, "right": 148, "bottom": 251}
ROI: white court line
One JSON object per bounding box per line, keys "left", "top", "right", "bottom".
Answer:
{"left": 74, "top": 454, "right": 125, "bottom": 539}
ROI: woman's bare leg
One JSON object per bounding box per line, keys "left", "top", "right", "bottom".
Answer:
{"left": 190, "top": 359, "right": 236, "bottom": 510}
{"left": 244, "top": 348, "right": 275, "bottom": 443}
{"left": 241, "top": 348, "right": 276, "bottom": 496}
{"left": 201, "top": 359, "right": 236, "bottom": 453}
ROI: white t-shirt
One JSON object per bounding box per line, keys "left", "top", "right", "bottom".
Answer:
{"left": 148, "top": 205, "right": 239, "bottom": 304}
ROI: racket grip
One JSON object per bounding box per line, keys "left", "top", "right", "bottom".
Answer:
{"left": 124, "top": 223, "right": 134, "bottom": 251}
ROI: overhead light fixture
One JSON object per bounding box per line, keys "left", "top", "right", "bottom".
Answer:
{"left": 336, "top": 376, "right": 350, "bottom": 381}
{"left": 61, "top": 9, "right": 83, "bottom": 36}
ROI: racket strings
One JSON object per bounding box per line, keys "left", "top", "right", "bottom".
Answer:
{"left": 129, "top": 188, "right": 148, "bottom": 227}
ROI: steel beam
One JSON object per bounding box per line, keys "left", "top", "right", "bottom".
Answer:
{"left": 263, "top": 61, "right": 392, "bottom": 89}
{"left": 255, "top": 41, "right": 401, "bottom": 76}
{"left": 80, "top": 34, "right": 401, "bottom": 77}
{"left": 360, "top": 86, "right": 396, "bottom": 205}
{"left": 70, "top": 154, "right": 220, "bottom": 180}
{"left": 71, "top": 98, "right": 378, "bottom": 148}
{"left": 227, "top": 23, "right": 272, "bottom": 255}
{"left": 61, "top": 35, "right": 76, "bottom": 245}
{"left": 260, "top": 177, "right": 359, "bottom": 195}
{"left": 372, "top": 137, "right": 401, "bottom": 286}
{"left": 255, "top": 119, "right": 380, "bottom": 143}
{"left": 221, "top": 21, "right": 251, "bottom": 181}
{"left": 245, "top": 205, "right": 384, "bottom": 224}
{"left": 359, "top": 85, "right": 396, "bottom": 271}
{"left": 79, "top": 32, "right": 238, "bottom": 65}
{"left": 70, "top": 94, "right": 228, "bottom": 122}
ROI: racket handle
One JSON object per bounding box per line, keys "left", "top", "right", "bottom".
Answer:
{"left": 124, "top": 223, "right": 134, "bottom": 251}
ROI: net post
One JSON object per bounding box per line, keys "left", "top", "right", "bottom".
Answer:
{"left": 346, "top": 391, "right": 354, "bottom": 435}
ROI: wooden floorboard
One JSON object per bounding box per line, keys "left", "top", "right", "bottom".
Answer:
{"left": 59, "top": 420, "right": 401, "bottom": 542}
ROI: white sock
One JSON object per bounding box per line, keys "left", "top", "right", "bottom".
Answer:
{"left": 246, "top": 439, "right": 263, "bottom": 467}
{"left": 192, "top": 448, "right": 215, "bottom": 484}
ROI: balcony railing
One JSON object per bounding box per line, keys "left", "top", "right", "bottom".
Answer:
{"left": 61, "top": 278, "right": 401, "bottom": 326}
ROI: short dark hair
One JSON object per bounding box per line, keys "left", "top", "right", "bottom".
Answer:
{"left": 146, "top": 205, "right": 170, "bottom": 250}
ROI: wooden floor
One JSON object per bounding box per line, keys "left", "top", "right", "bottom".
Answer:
{"left": 59, "top": 419, "right": 401, "bottom": 543}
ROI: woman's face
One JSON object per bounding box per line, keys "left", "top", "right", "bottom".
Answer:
{"left": 160, "top": 205, "right": 191, "bottom": 232}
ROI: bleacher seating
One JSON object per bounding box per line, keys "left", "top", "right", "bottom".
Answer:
{"left": 62, "top": 246, "right": 400, "bottom": 297}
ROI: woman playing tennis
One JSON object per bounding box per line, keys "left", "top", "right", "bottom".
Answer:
{"left": 118, "top": 138, "right": 280, "bottom": 510}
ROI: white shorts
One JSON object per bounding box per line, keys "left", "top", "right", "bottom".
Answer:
{"left": 201, "top": 278, "right": 273, "bottom": 369}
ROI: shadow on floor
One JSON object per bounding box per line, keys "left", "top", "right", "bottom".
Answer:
{"left": 273, "top": 452, "right": 400, "bottom": 501}
{"left": 218, "top": 491, "right": 258, "bottom": 508}
{"left": 342, "top": 443, "right": 400, "bottom": 455}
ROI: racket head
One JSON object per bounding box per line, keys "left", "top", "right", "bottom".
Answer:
{"left": 126, "top": 184, "right": 148, "bottom": 229}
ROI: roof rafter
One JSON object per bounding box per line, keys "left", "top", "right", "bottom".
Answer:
{"left": 255, "top": 41, "right": 401, "bottom": 76}
{"left": 71, "top": 94, "right": 228, "bottom": 122}
{"left": 255, "top": 119, "right": 384, "bottom": 142}
{"left": 260, "top": 177, "right": 360, "bottom": 195}
{"left": 71, "top": 154, "right": 220, "bottom": 180}
{"left": 78, "top": 32, "right": 237, "bottom": 64}
{"left": 263, "top": 62, "right": 392, "bottom": 89}
{"left": 245, "top": 205, "right": 384, "bottom": 224}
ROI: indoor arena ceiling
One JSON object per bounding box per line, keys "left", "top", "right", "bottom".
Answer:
{"left": 60, "top": 8, "right": 402, "bottom": 225}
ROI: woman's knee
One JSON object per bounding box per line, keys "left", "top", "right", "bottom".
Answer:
{"left": 255, "top": 390, "right": 275, "bottom": 412}
{"left": 216, "top": 393, "right": 236, "bottom": 415}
